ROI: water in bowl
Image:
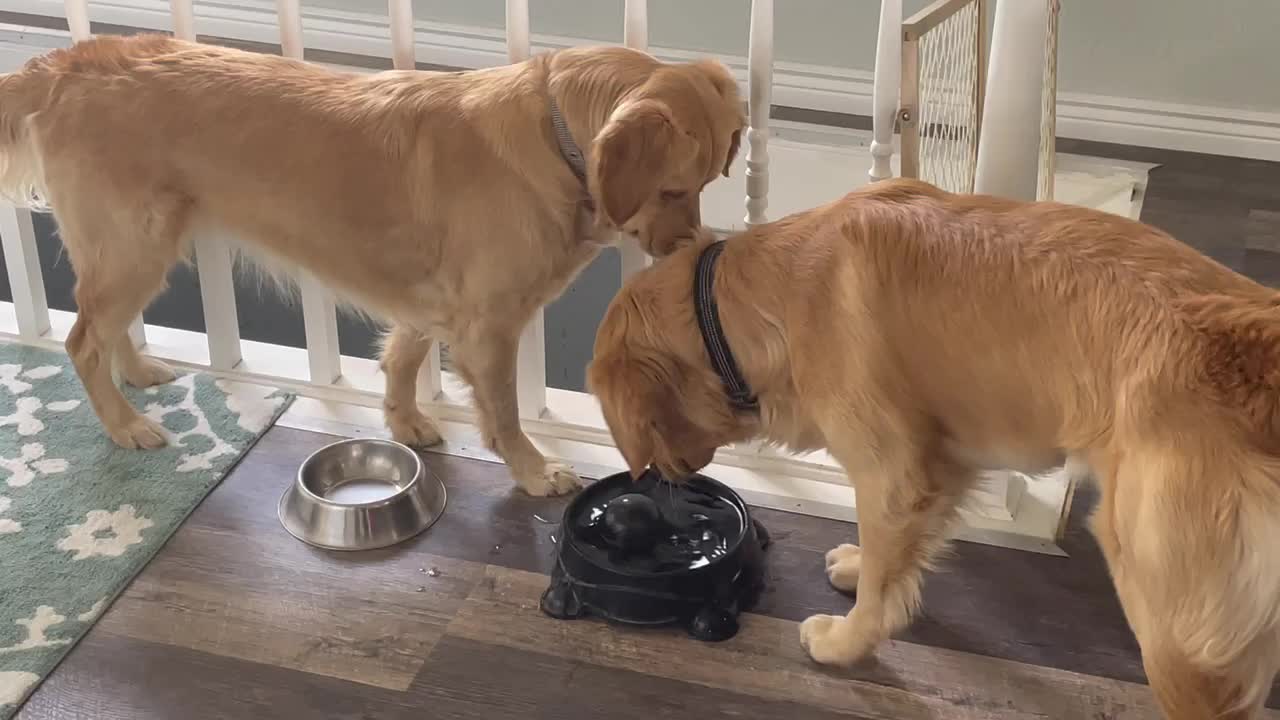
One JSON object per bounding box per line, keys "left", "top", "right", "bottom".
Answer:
{"left": 323, "top": 478, "right": 402, "bottom": 504}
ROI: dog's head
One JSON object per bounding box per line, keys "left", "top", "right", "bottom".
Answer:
{"left": 589, "top": 58, "right": 745, "bottom": 258}
{"left": 586, "top": 256, "right": 756, "bottom": 481}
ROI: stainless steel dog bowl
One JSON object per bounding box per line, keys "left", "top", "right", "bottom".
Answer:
{"left": 278, "top": 438, "right": 446, "bottom": 551}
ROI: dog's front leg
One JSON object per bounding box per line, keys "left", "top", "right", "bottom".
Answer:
{"left": 800, "top": 450, "right": 973, "bottom": 667}
{"left": 380, "top": 324, "right": 444, "bottom": 448}
{"left": 449, "top": 324, "right": 581, "bottom": 497}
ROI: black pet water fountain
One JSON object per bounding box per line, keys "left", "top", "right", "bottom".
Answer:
{"left": 540, "top": 468, "right": 770, "bottom": 641}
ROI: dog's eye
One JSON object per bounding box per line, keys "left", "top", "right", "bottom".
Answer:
{"left": 660, "top": 190, "right": 688, "bottom": 202}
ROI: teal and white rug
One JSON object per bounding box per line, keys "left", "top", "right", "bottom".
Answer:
{"left": 0, "top": 342, "right": 292, "bottom": 717}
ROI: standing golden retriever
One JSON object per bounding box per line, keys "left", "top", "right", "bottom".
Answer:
{"left": 0, "top": 34, "right": 744, "bottom": 496}
{"left": 588, "top": 179, "right": 1280, "bottom": 718}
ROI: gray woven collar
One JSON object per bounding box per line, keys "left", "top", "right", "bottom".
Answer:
{"left": 548, "top": 96, "right": 590, "bottom": 194}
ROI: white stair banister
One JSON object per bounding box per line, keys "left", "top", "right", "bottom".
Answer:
{"left": 618, "top": 0, "right": 651, "bottom": 281}
{"left": 276, "top": 0, "right": 342, "bottom": 383}
{"left": 973, "top": 0, "right": 1050, "bottom": 201}
{"left": 744, "top": 0, "right": 774, "bottom": 228}
{"left": 869, "top": 0, "right": 902, "bottom": 182}
{"left": 0, "top": 206, "right": 50, "bottom": 339}
{"left": 507, "top": 0, "right": 547, "bottom": 419}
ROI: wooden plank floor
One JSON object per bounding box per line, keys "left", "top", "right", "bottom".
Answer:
{"left": 15, "top": 426, "right": 1280, "bottom": 719}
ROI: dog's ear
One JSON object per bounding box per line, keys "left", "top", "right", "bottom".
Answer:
{"left": 587, "top": 352, "right": 658, "bottom": 479}
{"left": 591, "top": 99, "right": 677, "bottom": 228}
{"left": 690, "top": 58, "right": 738, "bottom": 102}
{"left": 723, "top": 128, "right": 741, "bottom": 178}
{"left": 688, "top": 59, "right": 745, "bottom": 178}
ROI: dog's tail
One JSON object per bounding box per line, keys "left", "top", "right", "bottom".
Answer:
{"left": 0, "top": 60, "right": 55, "bottom": 209}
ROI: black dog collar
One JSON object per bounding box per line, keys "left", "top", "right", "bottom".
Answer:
{"left": 694, "top": 241, "right": 759, "bottom": 412}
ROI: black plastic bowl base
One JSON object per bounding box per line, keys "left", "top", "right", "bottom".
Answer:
{"left": 539, "top": 468, "right": 770, "bottom": 642}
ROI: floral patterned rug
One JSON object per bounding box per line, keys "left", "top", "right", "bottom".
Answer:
{"left": 0, "top": 342, "right": 292, "bottom": 717}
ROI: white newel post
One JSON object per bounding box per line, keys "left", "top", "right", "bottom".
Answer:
{"left": 968, "top": 0, "right": 1053, "bottom": 520}
{"left": 744, "top": 0, "right": 773, "bottom": 228}
{"left": 506, "top": 0, "right": 547, "bottom": 419}
{"left": 869, "top": 0, "right": 902, "bottom": 182}
{"left": 618, "top": 0, "right": 651, "bottom": 281}
{"left": 973, "top": 0, "right": 1049, "bottom": 200}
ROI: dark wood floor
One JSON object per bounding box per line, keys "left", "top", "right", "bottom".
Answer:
{"left": 13, "top": 426, "right": 1279, "bottom": 720}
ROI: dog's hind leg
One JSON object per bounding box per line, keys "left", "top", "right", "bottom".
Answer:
{"left": 800, "top": 444, "right": 975, "bottom": 667}
{"left": 1096, "top": 447, "right": 1280, "bottom": 719}
{"left": 56, "top": 189, "right": 188, "bottom": 449}
{"left": 380, "top": 323, "right": 443, "bottom": 447}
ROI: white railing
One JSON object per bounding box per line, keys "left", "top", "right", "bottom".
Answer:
{"left": 0, "top": 0, "right": 1070, "bottom": 554}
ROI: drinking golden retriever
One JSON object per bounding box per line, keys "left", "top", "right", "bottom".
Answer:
{"left": 0, "top": 34, "right": 744, "bottom": 496}
{"left": 588, "top": 178, "right": 1280, "bottom": 719}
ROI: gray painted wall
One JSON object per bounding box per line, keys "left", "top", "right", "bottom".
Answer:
{"left": 303, "top": 0, "right": 1280, "bottom": 113}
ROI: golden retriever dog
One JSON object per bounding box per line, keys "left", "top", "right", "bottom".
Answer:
{"left": 588, "top": 178, "right": 1280, "bottom": 718}
{"left": 0, "top": 34, "right": 744, "bottom": 496}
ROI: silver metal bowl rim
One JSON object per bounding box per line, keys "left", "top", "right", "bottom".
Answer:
{"left": 295, "top": 437, "right": 425, "bottom": 510}
{"left": 277, "top": 474, "right": 448, "bottom": 552}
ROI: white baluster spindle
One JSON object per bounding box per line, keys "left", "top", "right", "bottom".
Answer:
{"left": 388, "top": 0, "right": 443, "bottom": 402}
{"left": 869, "top": 0, "right": 902, "bottom": 182}
{"left": 0, "top": 206, "right": 50, "bottom": 339}
{"left": 276, "top": 0, "right": 342, "bottom": 383}
{"left": 618, "top": 0, "right": 651, "bottom": 281}
{"left": 744, "top": 0, "right": 773, "bottom": 228}
{"left": 169, "top": 0, "right": 196, "bottom": 42}
{"left": 973, "top": 0, "right": 1050, "bottom": 201}
{"left": 62, "top": 0, "right": 148, "bottom": 348}
{"left": 168, "top": 0, "right": 245, "bottom": 370}
{"left": 506, "top": 0, "right": 546, "bottom": 419}
{"left": 64, "top": 0, "right": 91, "bottom": 41}
{"left": 388, "top": 0, "right": 416, "bottom": 71}
{"left": 623, "top": 0, "right": 648, "bottom": 50}
{"left": 505, "top": 0, "right": 531, "bottom": 63}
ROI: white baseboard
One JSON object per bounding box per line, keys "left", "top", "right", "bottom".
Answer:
{"left": 5, "top": 0, "right": 1279, "bottom": 161}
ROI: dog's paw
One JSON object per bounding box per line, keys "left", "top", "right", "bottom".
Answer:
{"left": 516, "top": 461, "right": 582, "bottom": 497}
{"left": 122, "top": 357, "right": 177, "bottom": 388}
{"left": 799, "top": 614, "right": 872, "bottom": 667}
{"left": 386, "top": 408, "right": 444, "bottom": 448}
{"left": 825, "top": 544, "right": 862, "bottom": 593}
{"left": 108, "top": 415, "right": 168, "bottom": 449}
